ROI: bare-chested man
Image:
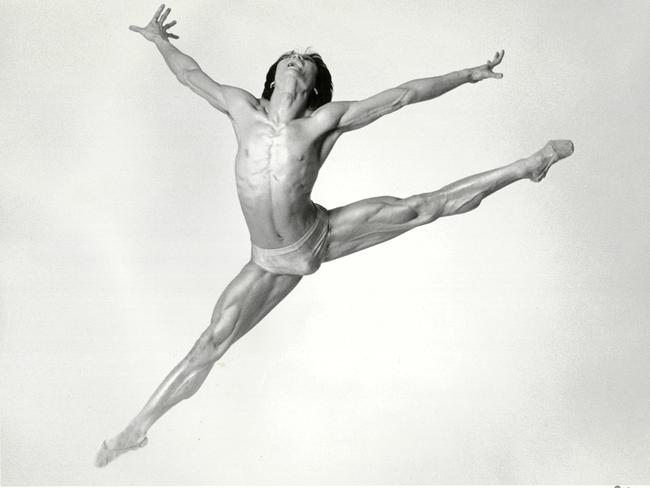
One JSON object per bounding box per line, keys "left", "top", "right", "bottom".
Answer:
{"left": 96, "top": 5, "right": 574, "bottom": 467}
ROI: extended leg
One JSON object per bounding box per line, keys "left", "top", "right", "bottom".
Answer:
{"left": 326, "top": 140, "right": 574, "bottom": 260}
{"left": 95, "top": 261, "right": 301, "bottom": 467}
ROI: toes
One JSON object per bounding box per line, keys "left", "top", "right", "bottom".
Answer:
{"left": 550, "top": 139, "right": 575, "bottom": 158}
{"left": 565, "top": 140, "right": 575, "bottom": 154}
{"left": 95, "top": 444, "right": 111, "bottom": 467}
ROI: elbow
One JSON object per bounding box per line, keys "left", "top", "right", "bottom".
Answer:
{"left": 176, "top": 67, "right": 200, "bottom": 86}
{"left": 176, "top": 70, "right": 189, "bottom": 85}
{"left": 396, "top": 87, "right": 416, "bottom": 108}
{"left": 402, "top": 88, "right": 420, "bottom": 105}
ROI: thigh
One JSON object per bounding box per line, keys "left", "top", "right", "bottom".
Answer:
{"left": 325, "top": 195, "right": 424, "bottom": 261}
{"left": 211, "top": 261, "right": 302, "bottom": 342}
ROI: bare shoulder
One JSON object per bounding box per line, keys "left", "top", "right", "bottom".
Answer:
{"left": 308, "top": 101, "right": 352, "bottom": 133}
{"left": 221, "top": 85, "right": 260, "bottom": 110}
{"left": 224, "top": 88, "right": 265, "bottom": 122}
{"left": 181, "top": 69, "right": 263, "bottom": 121}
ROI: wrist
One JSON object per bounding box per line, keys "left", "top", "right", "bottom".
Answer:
{"left": 467, "top": 67, "right": 483, "bottom": 84}
{"left": 152, "top": 35, "right": 169, "bottom": 46}
{"left": 457, "top": 68, "right": 477, "bottom": 84}
{"left": 460, "top": 68, "right": 474, "bottom": 82}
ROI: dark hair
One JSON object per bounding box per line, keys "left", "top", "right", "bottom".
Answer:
{"left": 261, "top": 51, "right": 333, "bottom": 110}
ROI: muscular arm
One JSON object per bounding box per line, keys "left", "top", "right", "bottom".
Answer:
{"left": 315, "top": 50, "right": 505, "bottom": 133}
{"left": 130, "top": 5, "right": 255, "bottom": 115}
{"left": 153, "top": 38, "right": 253, "bottom": 114}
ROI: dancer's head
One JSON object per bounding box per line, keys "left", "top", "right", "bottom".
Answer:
{"left": 262, "top": 50, "right": 333, "bottom": 110}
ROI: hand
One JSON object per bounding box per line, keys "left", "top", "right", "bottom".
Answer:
{"left": 129, "top": 4, "right": 179, "bottom": 42}
{"left": 469, "top": 50, "right": 505, "bottom": 83}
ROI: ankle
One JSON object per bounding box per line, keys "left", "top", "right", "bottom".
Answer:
{"left": 511, "top": 158, "right": 530, "bottom": 179}
{"left": 123, "top": 422, "right": 147, "bottom": 441}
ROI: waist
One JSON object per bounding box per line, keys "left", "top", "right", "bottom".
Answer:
{"left": 253, "top": 203, "right": 327, "bottom": 252}
{"left": 244, "top": 200, "right": 318, "bottom": 249}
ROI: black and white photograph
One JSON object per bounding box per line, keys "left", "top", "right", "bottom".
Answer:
{"left": 2, "top": 0, "right": 649, "bottom": 484}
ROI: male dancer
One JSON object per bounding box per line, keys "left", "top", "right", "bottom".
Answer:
{"left": 96, "top": 5, "right": 574, "bottom": 466}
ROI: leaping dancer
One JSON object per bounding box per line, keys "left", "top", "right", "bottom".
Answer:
{"left": 96, "top": 4, "right": 574, "bottom": 466}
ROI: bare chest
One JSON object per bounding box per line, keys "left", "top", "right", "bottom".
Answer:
{"left": 236, "top": 120, "right": 320, "bottom": 182}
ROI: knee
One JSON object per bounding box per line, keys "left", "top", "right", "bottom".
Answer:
{"left": 404, "top": 192, "right": 446, "bottom": 224}
{"left": 444, "top": 191, "right": 486, "bottom": 215}
{"left": 211, "top": 305, "right": 239, "bottom": 343}
{"left": 193, "top": 306, "right": 239, "bottom": 361}
{"left": 369, "top": 196, "right": 420, "bottom": 226}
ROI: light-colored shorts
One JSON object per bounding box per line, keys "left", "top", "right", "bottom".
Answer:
{"left": 251, "top": 203, "right": 330, "bottom": 276}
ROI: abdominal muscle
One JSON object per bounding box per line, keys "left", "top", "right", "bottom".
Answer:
{"left": 235, "top": 130, "right": 322, "bottom": 249}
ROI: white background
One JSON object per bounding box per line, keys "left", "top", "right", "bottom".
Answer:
{"left": 2, "top": 0, "right": 649, "bottom": 484}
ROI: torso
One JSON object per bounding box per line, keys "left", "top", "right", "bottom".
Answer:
{"left": 231, "top": 100, "right": 336, "bottom": 248}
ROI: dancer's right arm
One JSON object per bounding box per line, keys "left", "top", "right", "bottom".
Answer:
{"left": 130, "top": 5, "right": 255, "bottom": 116}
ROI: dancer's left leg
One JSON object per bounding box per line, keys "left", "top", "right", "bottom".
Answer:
{"left": 325, "top": 140, "right": 573, "bottom": 261}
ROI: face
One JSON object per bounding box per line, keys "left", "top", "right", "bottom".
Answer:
{"left": 274, "top": 51, "right": 318, "bottom": 90}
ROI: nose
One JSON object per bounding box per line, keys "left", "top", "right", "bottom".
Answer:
{"left": 290, "top": 53, "right": 303, "bottom": 61}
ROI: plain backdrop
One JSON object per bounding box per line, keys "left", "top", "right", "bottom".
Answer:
{"left": 2, "top": 0, "right": 649, "bottom": 484}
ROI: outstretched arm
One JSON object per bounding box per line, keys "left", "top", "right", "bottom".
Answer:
{"left": 315, "top": 50, "right": 504, "bottom": 132}
{"left": 399, "top": 50, "right": 505, "bottom": 103}
{"left": 130, "top": 4, "right": 255, "bottom": 115}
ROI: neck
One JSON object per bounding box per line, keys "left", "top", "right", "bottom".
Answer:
{"left": 267, "top": 80, "right": 311, "bottom": 123}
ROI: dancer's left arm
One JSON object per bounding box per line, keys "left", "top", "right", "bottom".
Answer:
{"left": 314, "top": 50, "right": 504, "bottom": 133}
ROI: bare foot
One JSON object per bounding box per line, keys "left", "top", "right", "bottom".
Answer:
{"left": 525, "top": 140, "right": 575, "bottom": 182}
{"left": 95, "top": 428, "right": 148, "bottom": 467}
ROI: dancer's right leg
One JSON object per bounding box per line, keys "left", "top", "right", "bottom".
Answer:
{"left": 96, "top": 261, "right": 302, "bottom": 467}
